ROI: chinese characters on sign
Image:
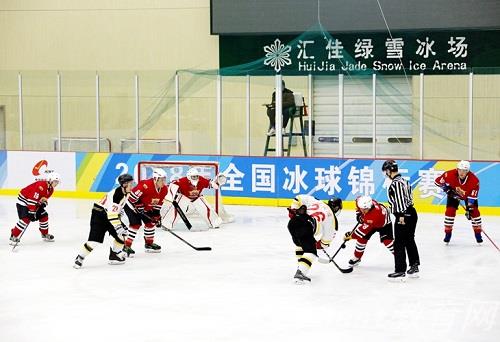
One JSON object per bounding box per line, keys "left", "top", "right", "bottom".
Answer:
{"left": 226, "top": 162, "right": 447, "bottom": 201}
{"left": 418, "top": 168, "right": 446, "bottom": 199}
{"left": 264, "top": 36, "right": 469, "bottom": 73}
{"left": 221, "top": 163, "right": 245, "bottom": 191}
{"left": 252, "top": 164, "right": 275, "bottom": 193}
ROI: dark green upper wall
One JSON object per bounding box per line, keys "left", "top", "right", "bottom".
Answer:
{"left": 211, "top": 0, "right": 500, "bottom": 35}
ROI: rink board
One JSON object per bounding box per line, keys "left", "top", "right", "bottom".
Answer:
{"left": 0, "top": 151, "right": 499, "bottom": 214}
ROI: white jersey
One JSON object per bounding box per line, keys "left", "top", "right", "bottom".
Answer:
{"left": 94, "top": 187, "right": 129, "bottom": 227}
{"left": 290, "top": 195, "right": 337, "bottom": 245}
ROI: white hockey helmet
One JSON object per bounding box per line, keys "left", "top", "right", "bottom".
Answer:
{"left": 457, "top": 160, "right": 470, "bottom": 172}
{"left": 152, "top": 168, "right": 167, "bottom": 180}
{"left": 186, "top": 167, "right": 200, "bottom": 186}
{"left": 356, "top": 195, "right": 373, "bottom": 210}
{"left": 46, "top": 172, "right": 61, "bottom": 184}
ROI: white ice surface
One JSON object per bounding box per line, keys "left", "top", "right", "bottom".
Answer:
{"left": 1, "top": 197, "right": 499, "bottom": 342}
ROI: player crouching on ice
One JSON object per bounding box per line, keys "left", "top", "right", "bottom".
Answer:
{"left": 163, "top": 168, "right": 228, "bottom": 230}
{"left": 434, "top": 160, "right": 483, "bottom": 244}
{"left": 73, "top": 174, "right": 134, "bottom": 269}
{"left": 10, "top": 172, "right": 61, "bottom": 245}
{"left": 123, "top": 169, "right": 168, "bottom": 257}
{"left": 287, "top": 195, "right": 342, "bottom": 284}
{"left": 344, "top": 196, "right": 394, "bottom": 267}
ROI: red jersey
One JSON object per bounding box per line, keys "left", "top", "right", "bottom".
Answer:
{"left": 353, "top": 199, "right": 391, "bottom": 240}
{"left": 17, "top": 181, "right": 54, "bottom": 214}
{"left": 128, "top": 178, "right": 168, "bottom": 212}
{"left": 434, "top": 169, "right": 479, "bottom": 202}
{"left": 172, "top": 176, "right": 212, "bottom": 201}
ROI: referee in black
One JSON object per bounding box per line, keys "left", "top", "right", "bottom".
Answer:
{"left": 382, "top": 160, "right": 420, "bottom": 280}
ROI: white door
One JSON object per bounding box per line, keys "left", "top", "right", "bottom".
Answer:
{"left": 312, "top": 75, "right": 413, "bottom": 158}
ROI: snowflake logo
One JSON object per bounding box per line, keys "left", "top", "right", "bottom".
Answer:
{"left": 263, "top": 39, "right": 292, "bottom": 73}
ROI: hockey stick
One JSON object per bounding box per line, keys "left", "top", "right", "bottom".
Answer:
{"left": 321, "top": 248, "right": 353, "bottom": 273}
{"left": 161, "top": 224, "right": 212, "bottom": 251}
{"left": 458, "top": 202, "right": 500, "bottom": 253}
{"left": 12, "top": 203, "right": 49, "bottom": 252}
{"left": 318, "top": 223, "right": 359, "bottom": 264}
{"left": 11, "top": 227, "right": 28, "bottom": 252}
{"left": 172, "top": 200, "right": 192, "bottom": 230}
{"left": 141, "top": 211, "right": 210, "bottom": 251}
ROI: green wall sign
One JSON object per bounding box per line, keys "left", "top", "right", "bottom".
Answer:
{"left": 219, "top": 30, "right": 500, "bottom": 75}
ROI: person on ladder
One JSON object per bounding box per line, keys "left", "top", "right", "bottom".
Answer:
{"left": 264, "top": 80, "right": 295, "bottom": 136}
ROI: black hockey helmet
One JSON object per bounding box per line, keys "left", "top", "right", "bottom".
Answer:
{"left": 327, "top": 197, "right": 343, "bottom": 215}
{"left": 118, "top": 173, "right": 134, "bottom": 186}
{"left": 296, "top": 205, "right": 308, "bottom": 215}
{"left": 382, "top": 159, "right": 398, "bottom": 173}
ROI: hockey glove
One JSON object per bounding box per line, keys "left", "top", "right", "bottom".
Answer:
{"left": 216, "top": 173, "right": 227, "bottom": 186}
{"left": 315, "top": 240, "right": 329, "bottom": 250}
{"left": 27, "top": 211, "right": 37, "bottom": 222}
{"left": 153, "top": 215, "right": 162, "bottom": 228}
{"left": 344, "top": 231, "right": 353, "bottom": 242}
{"left": 145, "top": 210, "right": 162, "bottom": 228}
{"left": 40, "top": 197, "right": 48, "bottom": 207}
{"left": 34, "top": 207, "right": 47, "bottom": 221}
{"left": 210, "top": 174, "right": 227, "bottom": 189}
{"left": 115, "top": 224, "right": 128, "bottom": 239}
{"left": 465, "top": 205, "right": 473, "bottom": 220}
{"left": 443, "top": 185, "right": 459, "bottom": 199}
{"left": 356, "top": 212, "right": 364, "bottom": 224}
{"left": 133, "top": 204, "right": 145, "bottom": 214}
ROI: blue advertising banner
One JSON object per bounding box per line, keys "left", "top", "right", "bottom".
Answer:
{"left": 77, "top": 153, "right": 499, "bottom": 211}
{"left": 1, "top": 151, "right": 498, "bottom": 214}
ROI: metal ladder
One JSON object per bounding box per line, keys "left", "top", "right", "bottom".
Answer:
{"left": 264, "top": 108, "right": 307, "bottom": 157}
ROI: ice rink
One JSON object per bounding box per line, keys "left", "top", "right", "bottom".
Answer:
{"left": 1, "top": 196, "right": 499, "bottom": 342}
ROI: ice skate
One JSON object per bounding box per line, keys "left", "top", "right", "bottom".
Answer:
{"left": 475, "top": 232, "right": 483, "bottom": 244}
{"left": 9, "top": 234, "right": 20, "bottom": 246}
{"left": 388, "top": 271, "right": 406, "bottom": 282}
{"left": 443, "top": 232, "right": 452, "bottom": 244}
{"left": 73, "top": 255, "right": 84, "bottom": 269}
{"left": 407, "top": 265, "right": 420, "bottom": 278}
{"left": 348, "top": 257, "right": 361, "bottom": 267}
{"left": 145, "top": 242, "right": 161, "bottom": 253}
{"left": 293, "top": 269, "right": 311, "bottom": 285}
{"left": 41, "top": 233, "right": 55, "bottom": 242}
{"left": 123, "top": 245, "right": 135, "bottom": 258}
{"left": 108, "top": 248, "right": 126, "bottom": 265}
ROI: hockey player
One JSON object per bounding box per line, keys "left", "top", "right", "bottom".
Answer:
{"left": 344, "top": 195, "right": 394, "bottom": 267}
{"left": 287, "top": 195, "right": 342, "bottom": 283}
{"left": 9, "top": 172, "right": 61, "bottom": 245}
{"left": 163, "top": 168, "right": 227, "bottom": 230}
{"left": 73, "top": 174, "right": 134, "bottom": 269}
{"left": 123, "top": 168, "right": 168, "bottom": 256}
{"left": 434, "top": 160, "right": 482, "bottom": 244}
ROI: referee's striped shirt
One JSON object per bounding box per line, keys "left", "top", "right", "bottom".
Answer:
{"left": 387, "top": 174, "right": 414, "bottom": 216}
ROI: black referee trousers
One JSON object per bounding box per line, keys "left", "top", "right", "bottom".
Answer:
{"left": 394, "top": 206, "right": 420, "bottom": 272}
